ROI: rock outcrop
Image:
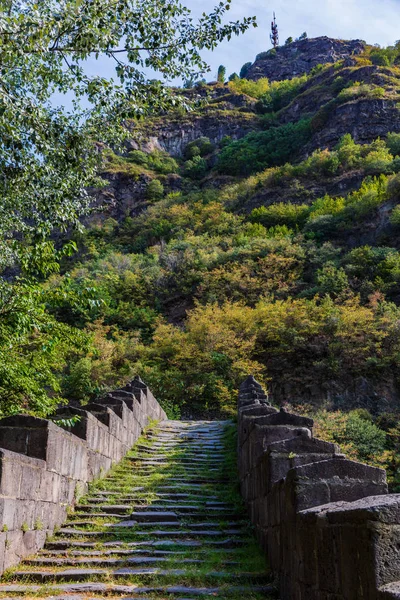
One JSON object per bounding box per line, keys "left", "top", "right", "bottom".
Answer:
{"left": 246, "top": 36, "right": 366, "bottom": 81}
{"left": 126, "top": 110, "right": 258, "bottom": 157}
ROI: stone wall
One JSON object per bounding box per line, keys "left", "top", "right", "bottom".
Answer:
{"left": 0, "top": 377, "right": 166, "bottom": 573}
{"left": 238, "top": 375, "right": 400, "bottom": 599}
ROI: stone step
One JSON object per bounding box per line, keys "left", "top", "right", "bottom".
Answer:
{"left": 131, "top": 504, "right": 237, "bottom": 513}
{"left": 0, "top": 583, "right": 277, "bottom": 597}
{"left": 129, "top": 511, "right": 180, "bottom": 523}
{"left": 75, "top": 504, "right": 132, "bottom": 513}
{"left": 58, "top": 527, "right": 246, "bottom": 538}
{"left": 131, "top": 462, "right": 223, "bottom": 469}
{"left": 42, "top": 547, "right": 241, "bottom": 557}
{"left": 45, "top": 537, "right": 245, "bottom": 550}
{"left": 25, "top": 556, "right": 210, "bottom": 567}
{"left": 10, "top": 568, "right": 271, "bottom": 583}
{"left": 114, "top": 521, "right": 244, "bottom": 529}
{"left": 6, "top": 419, "right": 270, "bottom": 600}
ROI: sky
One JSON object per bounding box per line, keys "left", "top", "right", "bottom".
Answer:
{"left": 54, "top": 0, "right": 400, "bottom": 107}
{"left": 190, "top": 0, "right": 400, "bottom": 80}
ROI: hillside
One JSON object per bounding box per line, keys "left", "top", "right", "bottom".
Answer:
{"left": 4, "top": 35, "right": 400, "bottom": 486}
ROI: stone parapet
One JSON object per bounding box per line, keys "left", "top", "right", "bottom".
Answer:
{"left": 238, "top": 375, "right": 399, "bottom": 599}
{"left": 0, "top": 377, "right": 166, "bottom": 573}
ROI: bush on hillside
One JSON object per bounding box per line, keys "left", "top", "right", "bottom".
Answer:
{"left": 255, "top": 52, "right": 270, "bottom": 61}
{"left": 386, "top": 132, "right": 400, "bottom": 157}
{"left": 146, "top": 179, "right": 164, "bottom": 201}
{"left": 390, "top": 205, "right": 400, "bottom": 226}
{"left": 239, "top": 62, "right": 252, "bottom": 79}
{"left": 250, "top": 203, "right": 310, "bottom": 228}
{"left": 183, "top": 155, "right": 208, "bottom": 179}
{"left": 371, "top": 52, "right": 391, "bottom": 66}
{"left": 217, "top": 119, "right": 312, "bottom": 176}
{"left": 128, "top": 149, "right": 179, "bottom": 174}
{"left": 184, "top": 137, "right": 214, "bottom": 160}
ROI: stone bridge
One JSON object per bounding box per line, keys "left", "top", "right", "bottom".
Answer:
{"left": 0, "top": 376, "right": 398, "bottom": 599}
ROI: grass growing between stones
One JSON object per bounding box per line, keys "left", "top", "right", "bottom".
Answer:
{"left": 0, "top": 420, "right": 276, "bottom": 599}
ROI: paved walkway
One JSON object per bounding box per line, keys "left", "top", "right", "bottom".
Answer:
{"left": 0, "top": 421, "right": 275, "bottom": 599}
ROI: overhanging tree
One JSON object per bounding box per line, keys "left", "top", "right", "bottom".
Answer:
{"left": 0, "top": 0, "right": 256, "bottom": 416}
{"left": 0, "top": 0, "right": 256, "bottom": 272}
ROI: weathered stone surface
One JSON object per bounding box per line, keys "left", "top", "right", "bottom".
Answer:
{"left": 237, "top": 374, "right": 400, "bottom": 600}
{"left": 0, "top": 419, "right": 273, "bottom": 600}
{"left": 126, "top": 111, "right": 259, "bottom": 158}
{"left": 0, "top": 380, "right": 166, "bottom": 575}
{"left": 246, "top": 36, "right": 366, "bottom": 82}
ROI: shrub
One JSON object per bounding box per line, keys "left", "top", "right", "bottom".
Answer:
{"left": 147, "top": 151, "right": 179, "bottom": 174}
{"left": 338, "top": 83, "right": 385, "bottom": 102}
{"left": 128, "top": 149, "right": 179, "bottom": 174}
{"left": 310, "top": 63, "right": 325, "bottom": 76}
{"left": 344, "top": 412, "right": 387, "bottom": 461}
{"left": 308, "top": 194, "right": 346, "bottom": 219}
{"left": 229, "top": 75, "right": 307, "bottom": 110}
{"left": 62, "top": 358, "right": 96, "bottom": 403}
{"left": 285, "top": 37, "right": 293, "bottom": 45}
{"left": 146, "top": 179, "right": 164, "bottom": 201}
{"left": 336, "top": 134, "right": 361, "bottom": 167}
{"left": 309, "top": 409, "right": 387, "bottom": 464}
{"left": 250, "top": 203, "right": 310, "bottom": 228}
{"left": 217, "top": 65, "right": 226, "bottom": 83}
{"left": 219, "top": 135, "right": 232, "bottom": 148}
{"left": 217, "top": 118, "right": 312, "bottom": 176}
{"left": 371, "top": 52, "right": 391, "bottom": 66}
{"left": 316, "top": 263, "right": 349, "bottom": 296}
{"left": 255, "top": 52, "right": 270, "bottom": 61}
{"left": 386, "top": 132, "right": 400, "bottom": 156}
{"left": 128, "top": 150, "right": 148, "bottom": 165}
{"left": 390, "top": 205, "right": 400, "bottom": 226}
{"left": 184, "top": 137, "right": 214, "bottom": 159}
{"left": 300, "top": 150, "right": 341, "bottom": 177}
{"left": 387, "top": 173, "right": 400, "bottom": 198}
{"left": 229, "top": 77, "right": 270, "bottom": 99}
{"left": 363, "top": 142, "right": 393, "bottom": 174}
{"left": 259, "top": 76, "right": 308, "bottom": 113}
{"left": 183, "top": 156, "right": 208, "bottom": 179}
{"left": 239, "top": 62, "right": 252, "bottom": 79}
{"left": 184, "top": 144, "right": 200, "bottom": 159}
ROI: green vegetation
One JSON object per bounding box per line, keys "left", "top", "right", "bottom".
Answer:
{"left": 217, "top": 65, "right": 227, "bottom": 83}
{"left": 363, "top": 41, "right": 400, "bottom": 67}
{"left": 3, "top": 33, "right": 400, "bottom": 484}
{"left": 128, "top": 150, "right": 179, "bottom": 175}
{"left": 228, "top": 75, "right": 308, "bottom": 111}
{"left": 217, "top": 119, "right": 312, "bottom": 175}
{"left": 239, "top": 62, "right": 252, "bottom": 79}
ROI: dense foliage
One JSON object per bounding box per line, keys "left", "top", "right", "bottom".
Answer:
{"left": 4, "top": 34, "right": 400, "bottom": 486}
{"left": 216, "top": 119, "right": 312, "bottom": 175}
{"left": 0, "top": 0, "right": 255, "bottom": 416}
{"left": 32, "top": 132, "right": 400, "bottom": 421}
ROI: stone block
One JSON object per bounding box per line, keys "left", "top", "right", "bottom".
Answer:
{"left": 284, "top": 458, "right": 387, "bottom": 512}
{"left": 0, "top": 416, "right": 50, "bottom": 459}
{"left": 0, "top": 498, "right": 16, "bottom": 529}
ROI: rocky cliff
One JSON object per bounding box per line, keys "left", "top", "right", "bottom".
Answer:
{"left": 126, "top": 95, "right": 258, "bottom": 158}
{"left": 246, "top": 36, "right": 366, "bottom": 81}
